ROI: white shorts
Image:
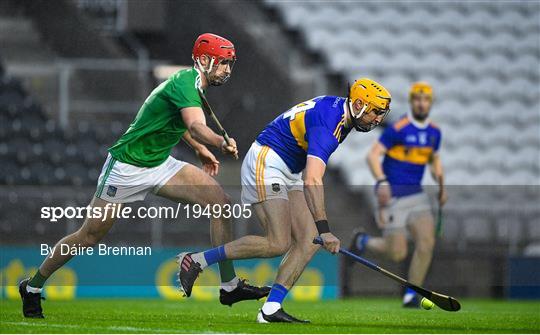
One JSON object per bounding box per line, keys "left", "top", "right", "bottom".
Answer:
{"left": 378, "top": 192, "right": 433, "bottom": 235}
{"left": 241, "top": 142, "right": 303, "bottom": 204}
{"left": 95, "top": 153, "right": 188, "bottom": 203}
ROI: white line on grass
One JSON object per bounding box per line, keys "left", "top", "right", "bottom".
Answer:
{"left": 2, "top": 321, "right": 235, "bottom": 334}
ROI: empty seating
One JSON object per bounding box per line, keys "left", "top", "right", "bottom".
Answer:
{"left": 0, "top": 57, "right": 121, "bottom": 187}
{"left": 265, "top": 0, "right": 540, "bottom": 245}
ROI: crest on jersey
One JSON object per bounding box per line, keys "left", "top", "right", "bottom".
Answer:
{"left": 107, "top": 185, "right": 117, "bottom": 197}
{"left": 419, "top": 132, "right": 428, "bottom": 145}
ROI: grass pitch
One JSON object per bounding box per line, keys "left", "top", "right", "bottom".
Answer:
{"left": 1, "top": 298, "right": 539, "bottom": 333}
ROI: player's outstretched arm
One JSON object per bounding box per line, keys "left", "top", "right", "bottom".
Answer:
{"left": 181, "top": 107, "right": 238, "bottom": 157}
{"left": 367, "top": 141, "right": 391, "bottom": 206}
{"left": 303, "top": 156, "right": 340, "bottom": 254}
{"left": 430, "top": 153, "right": 447, "bottom": 206}
{"left": 367, "top": 141, "right": 392, "bottom": 228}
{"left": 182, "top": 131, "right": 220, "bottom": 176}
{"left": 366, "top": 141, "right": 387, "bottom": 181}
{"left": 182, "top": 129, "right": 210, "bottom": 152}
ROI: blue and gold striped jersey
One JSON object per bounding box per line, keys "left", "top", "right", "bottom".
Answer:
{"left": 256, "top": 96, "right": 351, "bottom": 173}
{"left": 379, "top": 115, "right": 442, "bottom": 197}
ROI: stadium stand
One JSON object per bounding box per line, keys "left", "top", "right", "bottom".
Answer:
{"left": 0, "top": 0, "right": 303, "bottom": 249}
{"left": 0, "top": 71, "right": 107, "bottom": 186}
{"left": 264, "top": 0, "right": 540, "bottom": 187}
{"left": 264, "top": 0, "right": 540, "bottom": 252}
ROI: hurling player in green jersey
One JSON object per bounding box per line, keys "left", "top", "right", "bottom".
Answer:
{"left": 20, "top": 33, "right": 270, "bottom": 319}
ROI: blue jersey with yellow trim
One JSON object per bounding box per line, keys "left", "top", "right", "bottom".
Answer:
{"left": 379, "top": 115, "right": 441, "bottom": 197}
{"left": 256, "top": 96, "right": 351, "bottom": 173}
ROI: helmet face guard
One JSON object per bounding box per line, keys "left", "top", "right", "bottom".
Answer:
{"left": 192, "top": 33, "right": 236, "bottom": 86}
{"left": 196, "top": 55, "right": 236, "bottom": 86}
{"left": 347, "top": 83, "right": 391, "bottom": 132}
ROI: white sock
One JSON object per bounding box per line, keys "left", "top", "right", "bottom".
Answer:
{"left": 26, "top": 285, "right": 42, "bottom": 294}
{"left": 403, "top": 292, "right": 415, "bottom": 304}
{"left": 262, "top": 301, "right": 281, "bottom": 315}
{"left": 190, "top": 252, "right": 208, "bottom": 268}
{"left": 220, "top": 277, "right": 240, "bottom": 292}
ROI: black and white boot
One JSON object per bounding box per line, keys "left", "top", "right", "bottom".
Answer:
{"left": 257, "top": 308, "right": 310, "bottom": 323}
{"left": 219, "top": 279, "right": 271, "bottom": 306}
{"left": 176, "top": 252, "right": 202, "bottom": 297}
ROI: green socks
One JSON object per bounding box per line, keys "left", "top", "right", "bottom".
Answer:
{"left": 28, "top": 270, "right": 48, "bottom": 288}
{"left": 218, "top": 260, "right": 237, "bottom": 283}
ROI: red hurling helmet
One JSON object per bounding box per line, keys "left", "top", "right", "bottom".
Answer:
{"left": 192, "top": 33, "right": 236, "bottom": 63}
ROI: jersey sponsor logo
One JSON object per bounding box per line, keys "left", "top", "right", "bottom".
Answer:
{"left": 406, "top": 134, "right": 417, "bottom": 143}
{"left": 107, "top": 185, "right": 117, "bottom": 197}
{"left": 332, "top": 96, "right": 343, "bottom": 108}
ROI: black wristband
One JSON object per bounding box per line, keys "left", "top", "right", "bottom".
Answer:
{"left": 315, "top": 220, "right": 330, "bottom": 234}
{"left": 375, "top": 178, "right": 389, "bottom": 190}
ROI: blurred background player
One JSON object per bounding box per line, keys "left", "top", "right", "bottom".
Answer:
{"left": 178, "top": 79, "right": 392, "bottom": 322}
{"left": 350, "top": 82, "right": 447, "bottom": 308}
{"left": 19, "top": 33, "right": 270, "bottom": 318}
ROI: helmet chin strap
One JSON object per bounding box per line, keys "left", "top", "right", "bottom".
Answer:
{"left": 196, "top": 57, "right": 222, "bottom": 86}
{"left": 346, "top": 83, "right": 373, "bottom": 132}
{"left": 348, "top": 99, "right": 371, "bottom": 132}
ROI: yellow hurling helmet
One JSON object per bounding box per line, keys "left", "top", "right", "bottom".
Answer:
{"left": 348, "top": 78, "right": 392, "bottom": 132}
{"left": 409, "top": 81, "right": 433, "bottom": 100}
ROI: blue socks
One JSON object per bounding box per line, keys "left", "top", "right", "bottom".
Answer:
{"left": 191, "top": 245, "right": 228, "bottom": 268}
{"left": 403, "top": 286, "right": 418, "bottom": 304}
{"left": 356, "top": 234, "right": 370, "bottom": 253}
{"left": 203, "top": 245, "right": 227, "bottom": 266}
{"left": 267, "top": 283, "right": 288, "bottom": 304}
{"left": 262, "top": 283, "right": 289, "bottom": 314}
{"left": 405, "top": 286, "right": 416, "bottom": 296}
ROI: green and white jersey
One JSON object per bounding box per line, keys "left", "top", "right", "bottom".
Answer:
{"left": 109, "top": 67, "right": 203, "bottom": 167}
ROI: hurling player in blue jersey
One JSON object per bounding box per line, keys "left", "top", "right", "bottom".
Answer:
{"left": 351, "top": 82, "right": 447, "bottom": 308}
{"left": 179, "top": 79, "right": 392, "bottom": 322}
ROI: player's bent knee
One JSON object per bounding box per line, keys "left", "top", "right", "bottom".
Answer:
{"left": 300, "top": 243, "right": 319, "bottom": 262}
{"left": 389, "top": 249, "right": 407, "bottom": 262}
{"left": 267, "top": 239, "right": 291, "bottom": 257}
{"left": 417, "top": 237, "right": 435, "bottom": 254}
{"left": 76, "top": 222, "right": 109, "bottom": 247}
{"left": 298, "top": 238, "right": 319, "bottom": 256}
{"left": 77, "top": 230, "right": 104, "bottom": 247}
{"left": 206, "top": 188, "right": 231, "bottom": 207}
{"left": 219, "top": 192, "right": 232, "bottom": 206}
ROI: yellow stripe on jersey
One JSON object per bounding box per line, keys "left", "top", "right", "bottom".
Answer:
{"left": 386, "top": 145, "right": 433, "bottom": 165}
{"left": 256, "top": 146, "right": 270, "bottom": 201}
{"left": 333, "top": 119, "right": 344, "bottom": 138}
{"left": 333, "top": 120, "right": 343, "bottom": 136}
{"left": 336, "top": 127, "right": 343, "bottom": 141}
{"left": 256, "top": 147, "right": 264, "bottom": 201}
{"left": 289, "top": 111, "right": 308, "bottom": 150}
